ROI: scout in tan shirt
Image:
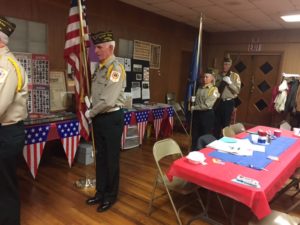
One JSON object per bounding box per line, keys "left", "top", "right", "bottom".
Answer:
{"left": 191, "top": 68, "right": 219, "bottom": 151}
{"left": 0, "top": 16, "right": 28, "bottom": 225}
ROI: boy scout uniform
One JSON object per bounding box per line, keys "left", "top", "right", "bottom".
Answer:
{"left": 215, "top": 57, "right": 241, "bottom": 137}
{"left": 0, "top": 16, "right": 28, "bottom": 225}
{"left": 191, "top": 82, "right": 219, "bottom": 151}
{"left": 87, "top": 31, "right": 126, "bottom": 211}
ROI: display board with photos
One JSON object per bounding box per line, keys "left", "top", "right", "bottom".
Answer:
{"left": 15, "top": 52, "right": 50, "bottom": 114}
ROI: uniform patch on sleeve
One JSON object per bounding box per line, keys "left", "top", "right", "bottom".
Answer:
{"left": 110, "top": 70, "right": 121, "bottom": 82}
{"left": 0, "top": 68, "right": 8, "bottom": 81}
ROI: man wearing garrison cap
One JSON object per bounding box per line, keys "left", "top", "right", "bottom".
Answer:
{"left": 85, "top": 31, "right": 126, "bottom": 212}
{"left": 190, "top": 68, "right": 219, "bottom": 151}
{"left": 0, "top": 16, "right": 28, "bottom": 225}
{"left": 214, "top": 55, "right": 241, "bottom": 137}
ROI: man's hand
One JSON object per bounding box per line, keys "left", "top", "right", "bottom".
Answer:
{"left": 85, "top": 96, "right": 92, "bottom": 109}
{"left": 85, "top": 110, "right": 92, "bottom": 124}
{"left": 223, "top": 76, "right": 232, "bottom": 85}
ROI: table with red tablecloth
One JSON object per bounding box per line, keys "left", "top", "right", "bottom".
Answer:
{"left": 167, "top": 126, "right": 300, "bottom": 220}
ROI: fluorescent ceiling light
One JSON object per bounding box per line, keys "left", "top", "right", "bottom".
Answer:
{"left": 281, "top": 14, "right": 300, "bottom": 22}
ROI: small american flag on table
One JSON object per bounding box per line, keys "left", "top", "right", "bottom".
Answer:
{"left": 121, "top": 112, "right": 132, "bottom": 149}
{"left": 153, "top": 108, "right": 165, "bottom": 139}
{"left": 23, "top": 124, "right": 50, "bottom": 178}
{"left": 135, "top": 110, "right": 149, "bottom": 144}
{"left": 56, "top": 120, "right": 80, "bottom": 167}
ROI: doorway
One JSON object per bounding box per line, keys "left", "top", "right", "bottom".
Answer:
{"left": 230, "top": 53, "right": 281, "bottom": 126}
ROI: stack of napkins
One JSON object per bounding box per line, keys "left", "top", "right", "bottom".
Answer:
{"left": 186, "top": 151, "right": 207, "bottom": 165}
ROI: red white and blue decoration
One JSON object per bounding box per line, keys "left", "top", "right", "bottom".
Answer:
{"left": 152, "top": 108, "right": 165, "bottom": 139}
{"left": 166, "top": 107, "right": 174, "bottom": 129}
{"left": 23, "top": 124, "right": 50, "bottom": 178}
{"left": 56, "top": 120, "right": 81, "bottom": 167}
{"left": 135, "top": 110, "right": 149, "bottom": 144}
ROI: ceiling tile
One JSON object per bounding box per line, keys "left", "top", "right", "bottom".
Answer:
{"left": 234, "top": 9, "right": 272, "bottom": 22}
{"left": 151, "top": 1, "right": 192, "bottom": 16}
{"left": 194, "top": 5, "right": 236, "bottom": 19}
{"left": 172, "top": 0, "right": 214, "bottom": 8}
{"left": 252, "top": 0, "right": 296, "bottom": 14}
{"left": 210, "top": 0, "right": 256, "bottom": 11}
{"left": 119, "top": 0, "right": 300, "bottom": 32}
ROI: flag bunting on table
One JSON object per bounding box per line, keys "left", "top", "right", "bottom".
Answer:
{"left": 166, "top": 107, "right": 174, "bottom": 129}
{"left": 121, "top": 112, "right": 132, "bottom": 149}
{"left": 56, "top": 120, "right": 80, "bottom": 167}
{"left": 64, "top": 0, "right": 90, "bottom": 141}
{"left": 135, "top": 110, "right": 149, "bottom": 144}
{"left": 152, "top": 108, "right": 165, "bottom": 139}
{"left": 23, "top": 124, "right": 50, "bottom": 178}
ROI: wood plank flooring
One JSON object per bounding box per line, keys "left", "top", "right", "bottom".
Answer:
{"left": 18, "top": 132, "right": 300, "bottom": 225}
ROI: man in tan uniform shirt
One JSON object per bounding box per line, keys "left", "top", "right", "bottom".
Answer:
{"left": 214, "top": 56, "right": 241, "bottom": 137}
{"left": 0, "top": 16, "right": 28, "bottom": 225}
{"left": 85, "top": 31, "right": 126, "bottom": 212}
{"left": 191, "top": 68, "right": 219, "bottom": 150}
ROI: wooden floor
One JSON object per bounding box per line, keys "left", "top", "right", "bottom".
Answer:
{"left": 18, "top": 131, "right": 300, "bottom": 225}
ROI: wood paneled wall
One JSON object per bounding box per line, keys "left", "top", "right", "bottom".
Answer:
{"left": 0, "top": 0, "right": 198, "bottom": 103}
{"left": 205, "top": 30, "right": 300, "bottom": 84}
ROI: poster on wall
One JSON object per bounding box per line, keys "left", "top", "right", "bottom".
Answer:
{"left": 49, "top": 71, "right": 68, "bottom": 112}
{"left": 131, "top": 81, "right": 141, "bottom": 99}
{"left": 150, "top": 44, "right": 161, "bottom": 69}
{"left": 142, "top": 81, "right": 150, "bottom": 100}
{"left": 133, "top": 40, "right": 151, "bottom": 61}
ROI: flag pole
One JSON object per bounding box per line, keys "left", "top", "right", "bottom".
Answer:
{"left": 77, "top": 0, "right": 90, "bottom": 96}
{"left": 189, "top": 14, "right": 203, "bottom": 150}
{"left": 74, "top": 0, "right": 96, "bottom": 189}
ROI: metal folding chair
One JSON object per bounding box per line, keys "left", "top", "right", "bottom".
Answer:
{"left": 148, "top": 138, "right": 206, "bottom": 225}
{"left": 248, "top": 210, "right": 300, "bottom": 225}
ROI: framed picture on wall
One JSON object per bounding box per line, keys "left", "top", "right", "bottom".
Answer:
{"left": 49, "top": 71, "right": 68, "bottom": 112}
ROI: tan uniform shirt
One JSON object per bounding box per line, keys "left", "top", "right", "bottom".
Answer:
{"left": 194, "top": 83, "right": 219, "bottom": 111}
{"left": 216, "top": 71, "right": 241, "bottom": 100}
{"left": 0, "top": 46, "right": 28, "bottom": 125}
{"left": 90, "top": 55, "right": 126, "bottom": 117}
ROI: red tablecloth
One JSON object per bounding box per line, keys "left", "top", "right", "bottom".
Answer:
{"left": 167, "top": 126, "right": 300, "bottom": 219}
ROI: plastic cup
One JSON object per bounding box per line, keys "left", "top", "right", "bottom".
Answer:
{"left": 274, "top": 129, "right": 281, "bottom": 137}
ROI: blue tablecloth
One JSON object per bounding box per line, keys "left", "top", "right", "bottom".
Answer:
{"left": 209, "top": 136, "right": 297, "bottom": 170}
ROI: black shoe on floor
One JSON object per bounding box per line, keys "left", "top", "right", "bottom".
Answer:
{"left": 86, "top": 196, "right": 102, "bottom": 205}
{"left": 97, "top": 201, "right": 115, "bottom": 212}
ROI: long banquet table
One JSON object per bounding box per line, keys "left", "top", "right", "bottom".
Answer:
{"left": 167, "top": 126, "right": 300, "bottom": 220}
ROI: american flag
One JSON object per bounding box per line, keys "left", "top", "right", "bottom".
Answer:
{"left": 23, "top": 124, "right": 50, "bottom": 178}
{"left": 64, "top": 0, "right": 90, "bottom": 141}
{"left": 56, "top": 120, "right": 80, "bottom": 167}
{"left": 153, "top": 108, "right": 165, "bottom": 139}
{"left": 121, "top": 112, "right": 132, "bottom": 149}
{"left": 167, "top": 107, "right": 174, "bottom": 129}
{"left": 135, "top": 110, "right": 149, "bottom": 144}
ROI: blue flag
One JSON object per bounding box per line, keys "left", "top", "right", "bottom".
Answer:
{"left": 184, "top": 37, "right": 201, "bottom": 120}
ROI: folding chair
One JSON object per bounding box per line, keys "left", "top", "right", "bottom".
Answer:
{"left": 222, "top": 126, "right": 235, "bottom": 137}
{"left": 148, "top": 138, "right": 206, "bottom": 225}
{"left": 165, "top": 92, "right": 189, "bottom": 136}
{"left": 248, "top": 210, "right": 300, "bottom": 225}
{"left": 230, "top": 123, "right": 245, "bottom": 134}
{"left": 271, "top": 168, "right": 300, "bottom": 206}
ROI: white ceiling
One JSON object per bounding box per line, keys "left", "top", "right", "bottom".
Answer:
{"left": 119, "top": 0, "right": 300, "bottom": 32}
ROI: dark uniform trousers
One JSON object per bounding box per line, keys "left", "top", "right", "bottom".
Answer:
{"left": 92, "top": 109, "right": 124, "bottom": 203}
{"left": 215, "top": 99, "right": 235, "bottom": 137}
{"left": 191, "top": 109, "right": 214, "bottom": 151}
{"left": 0, "top": 121, "right": 25, "bottom": 225}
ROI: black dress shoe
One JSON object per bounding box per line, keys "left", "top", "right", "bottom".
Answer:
{"left": 97, "top": 201, "right": 115, "bottom": 212}
{"left": 86, "top": 196, "right": 102, "bottom": 205}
